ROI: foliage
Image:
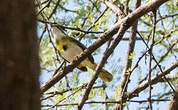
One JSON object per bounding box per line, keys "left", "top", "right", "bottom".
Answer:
{"left": 36, "top": 0, "right": 178, "bottom": 109}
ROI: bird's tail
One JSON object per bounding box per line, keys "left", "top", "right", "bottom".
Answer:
{"left": 88, "top": 63, "right": 113, "bottom": 82}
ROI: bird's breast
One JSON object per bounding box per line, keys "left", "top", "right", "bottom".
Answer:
{"left": 60, "top": 42, "right": 84, "bottom": 63}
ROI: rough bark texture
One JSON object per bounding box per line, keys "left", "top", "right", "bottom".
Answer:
{"left": 168, "top": 86, "right": 178, "bottom": 110}
{"left": 0, "top": 0, "right": 40, "bottom": 110}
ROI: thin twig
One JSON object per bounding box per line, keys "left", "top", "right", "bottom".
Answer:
{"left": 58, "top": 4, "right": 77, "bottom": 13}
{"left": 137, "top": 28, "right": 176, "bottom": 93}
{"left": 40, "top": 0, "right": 169, "bottom": 93}
{"left": 138, "top": 42, "right": 177, "bottom": 84}
{"left": 115, "top": 62, "right": 178, "bottom": 109}
{"left": 78, "top": 23, "right": 127, "bottom": 110}
{"left": 41, "top": 99, "right": 170, "bottom": 107}
{"left": 48, "top": 0, "right": 61, "bottom": 19}
{"left": 124, "top": 0, "right": 130, "bottom": 15}
{"left": 148, "top": 10, "right": 157, "bottom": 110}
{"left": 39, "top": 25, "right": 47, "bottom": 43}
{"left": 157, "top": 13, "right": 178, "bottom": 23}
{"left": 79, "top": 7, "right": 108, "bottom": 40}
{"left": 36, "top": 0, "right": 52, "bottom": 16}
{"left": 119, "top": 0, "right": 141, "bottom": 109}
{"left": 51, "top": 84, "right": 85, "bottom": 108}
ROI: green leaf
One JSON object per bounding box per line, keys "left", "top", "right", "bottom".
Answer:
{"left": 113, "top": 85, "right": 121, "bottom": 100}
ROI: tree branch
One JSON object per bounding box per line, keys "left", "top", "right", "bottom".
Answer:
{"left": 128, "top": 62, "right": 178, "bottom": 99}
{"left": 41, "top": 99, "right": 170, "bottom": 107}
{"left": 113, "top": 62, "right": 178, "bottom": 110}
{"left": 40, "top": 0, "right": 169, "bottom": 93}
{"left": 119, "top": 0, "right": 141, "bottom": 109}
{"left": 78, "top": 21, "right": 127, "bottom": 110}
{"left": 168, "top": 85, "right": 178, "bottom": 110}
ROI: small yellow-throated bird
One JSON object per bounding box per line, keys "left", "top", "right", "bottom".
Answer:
{"left": 51, "top": 26, "right": 113, "bottom": 82}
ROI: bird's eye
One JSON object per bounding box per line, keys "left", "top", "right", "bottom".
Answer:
{"left": 63, "top": 45, "right": 67, "bottom": 51}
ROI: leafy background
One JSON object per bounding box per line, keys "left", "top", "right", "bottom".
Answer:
{"left": 36, "top": 0, "right": 178, "bottom": 110}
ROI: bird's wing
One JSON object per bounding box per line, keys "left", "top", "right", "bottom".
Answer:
{"left": 57, "top": 51, "right": 88, "bottom": 71}
{"left": 68, "top": 37, "right": 95, "bottom": 64}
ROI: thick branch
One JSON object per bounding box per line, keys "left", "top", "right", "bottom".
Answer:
{"left": 128, "top": 62, "right": 178, "bottom": 99}
{"left": 40, "top": 0, "right": 169, "bottom": 93}
{"left": 103, "top": 0, "right": 126, "bottom": 18}
{"left": 113, "top": 62, "right": 178, "bottom": 110}
{"left": 119, "top": 0, "right": 141, "bottom": 109}
{"left": 78, "top": 22, "right": 127, "bottom": 110}
{"left": 121, "top": 0, "right": 141, "bottom": 94}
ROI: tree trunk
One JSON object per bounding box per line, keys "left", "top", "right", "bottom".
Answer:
{"left": 0, "top": 0, "right": 40, "bottom": 110}
{"left": 168, "top": 86, "right": 178, "bottom": 110}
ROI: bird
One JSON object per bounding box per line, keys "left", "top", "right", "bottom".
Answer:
{"left": 50, "top": 26, "right": 113, "bottom": 82}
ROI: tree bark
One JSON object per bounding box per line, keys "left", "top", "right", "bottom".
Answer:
{"left": 168, "top": 85, "right": 178, "bottom": 110}
{"left": 0, "top": 0, "right": 40, "bottom": 110}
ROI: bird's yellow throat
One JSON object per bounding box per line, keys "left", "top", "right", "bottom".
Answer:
{"left": 51, "top": 26, "right": 113, "bottom": 82}
{"left": 56, "top": 38, "right": 70, "bottom": 52}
